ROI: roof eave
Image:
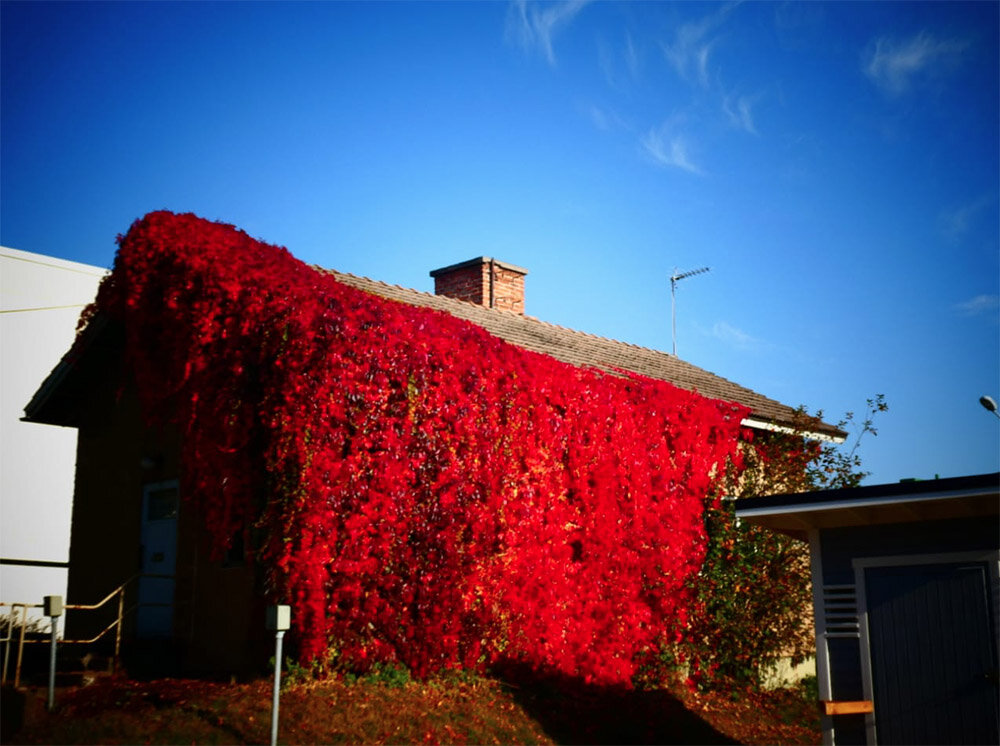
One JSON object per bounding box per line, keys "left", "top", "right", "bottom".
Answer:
{"left": 741, "top": 415, "right": 847, "bottom": 443}
{"left": 736, "top": 472, "right": 1000, "bottom": 539}
{"left": 23, "top": 313, "right": 120, "bottom": 428}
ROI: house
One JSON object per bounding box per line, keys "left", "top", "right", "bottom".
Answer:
{"left": 23, "top": 212, "right": 844, "bottom": 677}
{"left": 0, "top": 247, "right": 105, "bottom": 624}
{"left": 736, "top": 472, "right": 1000, "bottom": 746}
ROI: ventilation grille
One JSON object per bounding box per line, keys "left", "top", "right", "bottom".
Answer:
{"left": 822, "top": 584, "right": 860, "bottom": 638}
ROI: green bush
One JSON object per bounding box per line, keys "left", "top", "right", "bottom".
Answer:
{"left": 677, "top": 397, "right": 887, "bottom": 691}
{"left": 361, "top": 662, "right": 412, "bottom": 687}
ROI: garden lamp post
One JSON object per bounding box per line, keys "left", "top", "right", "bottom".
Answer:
{"left": 267, "top": 605, "right": 290, "bottom": 746}
{"left": 44, "top": 595, "right": 62, "bottom": 712}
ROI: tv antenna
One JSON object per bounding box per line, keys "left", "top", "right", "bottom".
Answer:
{"left": 670, "top": 266, "right": 710, "bottom": 356}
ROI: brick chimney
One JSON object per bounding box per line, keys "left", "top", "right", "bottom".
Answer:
{"left": 429, "top": 257, "right": 528, "bottom": 314}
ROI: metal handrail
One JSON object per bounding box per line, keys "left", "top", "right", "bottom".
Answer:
{"left": 0, "top": 603, "right": 40, "bottom": 687}
{"left": 0, "top": 573, "right": 173, "bottom": 687}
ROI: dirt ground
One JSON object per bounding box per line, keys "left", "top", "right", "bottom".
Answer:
{"left": 3, "top": 673, "right": 820, "bottom": 745}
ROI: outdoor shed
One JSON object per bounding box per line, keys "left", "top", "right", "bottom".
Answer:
{"left": 737, "top": 472, "right": 1000, "bottom": 746}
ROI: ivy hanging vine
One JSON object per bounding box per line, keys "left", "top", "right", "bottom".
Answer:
{"left": 89, "top": 211, "right": 751, "bottom": 686}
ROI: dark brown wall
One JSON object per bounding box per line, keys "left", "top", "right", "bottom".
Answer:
{"left": 67, "top": 360, "right": 161, "bottom": 640}
{"left": 174, "top": 506, "right": 267, "bottom": 675}
{"left": 67, "top": 357, "right": 268, "bottom": 674}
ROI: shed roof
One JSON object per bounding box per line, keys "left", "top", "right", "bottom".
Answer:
{"left": 735, "top": 472, "right": 1000, "bottom": 540}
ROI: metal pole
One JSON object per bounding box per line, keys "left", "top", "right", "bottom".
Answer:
{"left": 270, "top": 629, "right": 285, "bottom": 746}
{"left": 671, "top": 275, "right": 677, "bottom": 356}
{"left": 669, "top": 267, "right": 710, "bottom": 358}
{"left": 44, "top": 596, "right": 63, "bottom": 711}
{"left": 47, "top": 614, "right": 58, "bottom": 711}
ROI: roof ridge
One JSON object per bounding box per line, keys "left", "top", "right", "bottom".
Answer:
{"left": 331, "top": 268, "right": 664, "bottom": 352}
{"left": 326, "top": 268, "right": 526, "bottom": 316}
{"left": 321, "top": 264, "right": 842, "bottom": 438}
{"left": 326, "top": 267, "right": 763, "bottom": 395}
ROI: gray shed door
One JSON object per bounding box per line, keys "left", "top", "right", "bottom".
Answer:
{"left": 865, "top": 562, "right": 999, "bottom": 745}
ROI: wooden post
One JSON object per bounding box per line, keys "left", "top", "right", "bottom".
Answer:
{"left": 820, "top": 700, "right": 874, "bottom": 716}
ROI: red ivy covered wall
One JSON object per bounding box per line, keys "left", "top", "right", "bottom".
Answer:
{"left": 89, "top": 211, "right": 749, "bottom": 686}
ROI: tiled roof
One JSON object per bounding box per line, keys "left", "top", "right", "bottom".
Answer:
{"left": 327, "top": 270, "right": 845, "bottom": 440}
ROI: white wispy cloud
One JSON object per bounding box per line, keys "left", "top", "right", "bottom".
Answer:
{"left": 710, "top": 321, "right": 767, "bottom": 352}
{"left": 954, "top": 294, "right": 1000, "bottom": 317}
{"left": 506, "top": 0, "right": 590, "bottom": 66}
{"left": 939, "top": 193, "right": 997, "bottom": 242}
{"left": 602, "top": 31, "right": 641, "bottom": 88}
{"left": 588, "top": 104, "right": 612, "bottom": 131}
{"left": 660, "top": 4, "right": 736, "bottom": 88}
{"left": 662, "top": 22, "right": 716, "bottom": 88}
{"left": 598, "top": 32, "right": 641, "bottom": 89}
{"left": 641, "top": 125, "right": 703, "bottom": 175}
{"left": 624, "top": 31, "right": 640, "bottom": 79}
{"left": 721, "top": 93, "right": 758, "bottom": 135}
{"left": 863, "top": 31, "right": 967, "bottom": 95}
{"left": 585, "top": 103, "right": 628, "bottom": 133}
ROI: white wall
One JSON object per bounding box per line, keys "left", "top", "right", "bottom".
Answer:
{"left": 0, "top": 247, "right": 106, "bottom": 622}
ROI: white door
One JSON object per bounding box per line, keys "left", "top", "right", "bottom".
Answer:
{"left": 136, "top": 480, "right": 179, "bottom": 638}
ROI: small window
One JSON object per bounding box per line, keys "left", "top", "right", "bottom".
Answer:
{"left": 147, "top": 486, "right": 179, "bottom": 520}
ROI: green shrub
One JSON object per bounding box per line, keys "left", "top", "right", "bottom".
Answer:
{"left": 678, "top": 397, "right": 887, "bottom": 691}
{"left": 361, "top": 662, "right": 412, "bottom": 687}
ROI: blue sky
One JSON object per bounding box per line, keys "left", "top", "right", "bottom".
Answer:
{"left": 2, "top": 1, "right": 998, "bottom": 485}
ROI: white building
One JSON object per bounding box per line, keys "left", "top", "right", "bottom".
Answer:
{"left": 1, "top": 247, "right": 106, "bottom": 622}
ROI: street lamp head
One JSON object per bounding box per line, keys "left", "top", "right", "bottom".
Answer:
{"left": 980, "top": 395, "right": 999, "bottom": 415}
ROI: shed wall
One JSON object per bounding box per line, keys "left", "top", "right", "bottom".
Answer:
{"left": 815, "top": 515, "right": 999, "bottom": 745}
{"left": 818, "top": 516, "right": 996, "bottom": 585}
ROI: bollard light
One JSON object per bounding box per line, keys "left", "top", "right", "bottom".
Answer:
{"left": 266, "top": 605, "right": 290, "bottom": 746}
{"left": 43, "top": 596, "right": 63, "bottom": 618}
{"left": 44, "top": 595, "right": 63, "bottom": 712}
{"left": 266, "top": 604, "right": 290, "bottom": 632}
